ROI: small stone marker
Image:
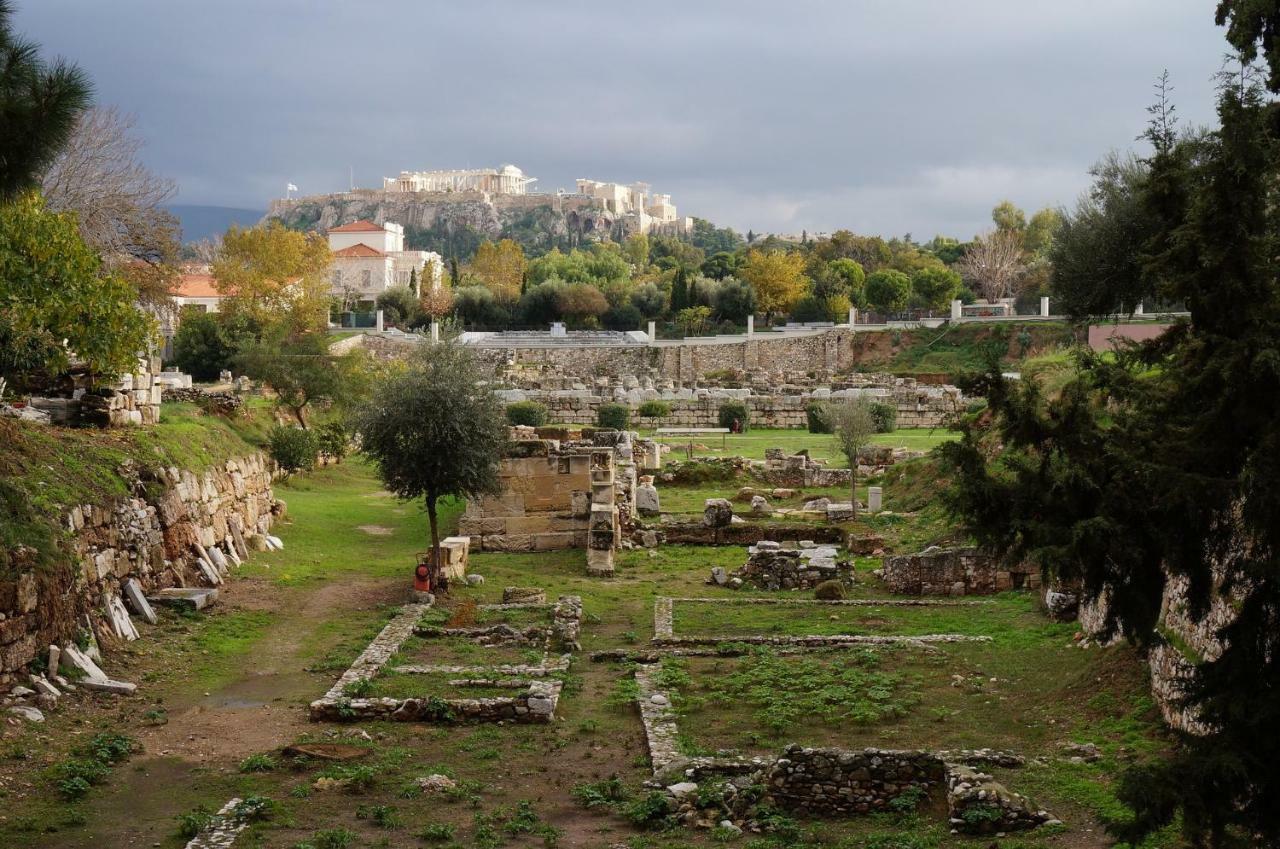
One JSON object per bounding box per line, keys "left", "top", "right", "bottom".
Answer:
{"left": 265, "top": 535, "right": 284, "bottom": 550}
{"left": 122, "top": 578, "right": 158, "bottom": 625}
{"left": 149, "top": 587, "right": 218, "bottom": 610}
{"left": 46, "top": 645, "right": 60, "bottom": 679}
{"left": 207, "top": 546, "right": 229, "bottom": 572}
{"left": 868, "top": 486, "right": 883, "bottom": 513}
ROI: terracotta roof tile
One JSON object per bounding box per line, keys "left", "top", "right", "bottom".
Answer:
{"left": 333, "top": 243, "right": 387, "bottom": 258}
{"left": 172, "top": 273, "right": 223, "bottom": 298}
{"left": 328, "top": 220, "right": 384, "bottom": 233}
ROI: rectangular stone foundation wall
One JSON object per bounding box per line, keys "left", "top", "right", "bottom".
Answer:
{"left": 765, "top": 745, "right": 944, "bottom": 816}
{"left": 881, "top": 547, "right": 1040, "bottom": 596}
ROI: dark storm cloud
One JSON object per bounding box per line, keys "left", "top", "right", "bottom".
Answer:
{"left": 17, "top": 0, "right": 1226, "bottom": 237}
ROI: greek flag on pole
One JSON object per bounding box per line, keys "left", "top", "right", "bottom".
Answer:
{"left": 287, "top": 183, "right": 298, "bottom": 192}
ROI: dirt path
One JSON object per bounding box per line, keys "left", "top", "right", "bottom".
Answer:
{"left": 136, "top": 576, "right": 402, "bottom": 764}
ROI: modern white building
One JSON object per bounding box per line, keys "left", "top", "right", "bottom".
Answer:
{"left": 383, "top": 164, "right": 536, "bottom": 195}
{"left": 327, "top": 220, "right": 443, "bottom": 310}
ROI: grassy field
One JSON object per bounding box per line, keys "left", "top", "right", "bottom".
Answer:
{"left": 0, "top": 456, "right": 1178, "bottom": 849}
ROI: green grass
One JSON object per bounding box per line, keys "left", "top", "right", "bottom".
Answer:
{"left": 241, "top": 459, "right": 463, "bottom": 587}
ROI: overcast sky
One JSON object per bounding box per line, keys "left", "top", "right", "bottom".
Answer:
{"left": 17, "top": 1, "right": 1229, "bottom": 239}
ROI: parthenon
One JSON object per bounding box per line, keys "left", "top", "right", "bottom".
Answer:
{"left": 383, "top": 163, "right": 537, "bottom": 194}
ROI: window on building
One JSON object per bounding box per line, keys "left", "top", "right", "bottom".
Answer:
{"left": 331, "top": 270, "right": 342, "bottom": 287}
{"left": 362, "top": 269, "right": 372, "bottom": 288}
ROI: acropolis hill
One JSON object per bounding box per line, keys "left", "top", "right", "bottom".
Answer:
{"left": 266, "top": 165, "right": 694, "bottom": 254}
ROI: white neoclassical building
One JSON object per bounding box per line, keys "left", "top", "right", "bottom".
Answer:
{"left": 382, "top": 164, "right": 536, "bottom": 195}
{"left": 327, "top": 220, "right": 443, "bottom": 310}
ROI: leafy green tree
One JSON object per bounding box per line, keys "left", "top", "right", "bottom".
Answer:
{"left": 0, "top": 193, "right": 153, "bottom": 387}
{"left": 945, "top": 8, "right": 1280, "bottom": 841}
{"left": 864, "top": 269, "right": 911, "bottom": 313}
{"left": 170, "top": 311, "right": 239, "bottom": 380}
{"left": 453, "top": 284, "right": 511, "bottom": 327}
{"left": 0, "top": 1, "right": 92, "bottom": 201}
{"left": 355, "top": 343, "right": 507, "bottom": 588}
{"left": 714, "top": 277, "right": 756, "bottom": 324}
{"left": 1049, "top": 152, "right": 1152, "bottom": 316}
{"left": 236, "top": 333, "right": 368, "bottom": 428}
{"left": 701, "top": 251, "right": 742, "bottom": 280}
{"left": 629, "top": 282, "right": 666, "bottom": 318}
{"left": 826, "top": 399, "right": 876, "bottom": 517}
{"left": 909, "top": 267, "right": 962, "bottom": 311}
{"left": 675, "top": 306, "right": 711, "bottom": 337}
{"left": 375, "top": 285, "right": 420, "bottom": 327}
{"left": 517, "top": 278, "right": 568, "bottom": 326}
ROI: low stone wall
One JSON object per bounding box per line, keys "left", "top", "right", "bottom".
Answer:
{"left": 27, "top": 356, "right": 165, "bottom": 427}
{"left": 655, "top": 522, "right": 845, "bottom": 546}
{"left": 0, "top": 453, "right": 278, "bottom": 682}
{"left": 765, "top": 745, "right": 943, "bottom": 816}
{"left": 502, "top": 388, "right": 956, "bottom": 430}
{"left": 881, "top": 547, "right": 1040, "bottom": 596}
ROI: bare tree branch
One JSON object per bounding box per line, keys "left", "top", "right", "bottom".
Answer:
{"left": 958, "top": 229, "right": 1025, "bottom": 302}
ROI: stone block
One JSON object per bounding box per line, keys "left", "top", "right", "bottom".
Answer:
{"left": 122, "top": 578, "right": 158, "bottom": 625}
{"left": 149, "top": 587, "right": 218, "bottom": 610}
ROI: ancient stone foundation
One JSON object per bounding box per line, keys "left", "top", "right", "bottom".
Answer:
{"left": 881, "top": 547, "right": 1040, "bottom": 596}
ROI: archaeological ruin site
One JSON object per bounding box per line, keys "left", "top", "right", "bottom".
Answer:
{"left": 8, "top": 4, "right": 1278, "bottom": 847}
{"left": 0, "top": 320, "right": 1226, "bottom": 849}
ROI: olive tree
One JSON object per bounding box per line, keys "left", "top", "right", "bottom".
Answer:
{"left": 354, "top": 343, "right": 508, "bottom": 588}
{"left": 826, "top": 398, "right": 877, "bottom": 517}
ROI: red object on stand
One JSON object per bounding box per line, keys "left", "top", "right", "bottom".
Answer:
{"left": 414, "top": 561, "right": 431, "bottom": 593}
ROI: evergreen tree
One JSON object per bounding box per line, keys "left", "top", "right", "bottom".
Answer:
{"left": 670, "top": 266, "right": 689, "bottom": 313}
{"left": 944, "top": 6, "right": 1280, "bottom": 842}
{"left": 0, "top": 1, "right": 92, "bottom": 200}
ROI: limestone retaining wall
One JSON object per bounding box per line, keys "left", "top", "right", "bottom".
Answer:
{"left": 882, "top": 547, "right": 1040, "bottom": 596}
{"left": 0, "top": 454, "right": 278, "bottom": 682}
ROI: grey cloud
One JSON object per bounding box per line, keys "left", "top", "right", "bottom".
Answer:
{"left": 17, "top": 0, "right": 1227, "bottom": 237}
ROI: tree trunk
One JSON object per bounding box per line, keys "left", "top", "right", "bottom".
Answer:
{"left": 426, "top": 493, "right": 442, "bottom": 591}
{"left": 850, "top": 461, "right": 859, "bottom": 518}
{"left": 294, "top": 405, "right": 308, "bottom": 429}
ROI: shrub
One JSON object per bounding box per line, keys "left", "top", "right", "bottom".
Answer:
{"left": 572, "top": 776, "right": 630, "bottom": 808}
{"left": 814, "top": 579, "right": 846, "bottom": 600}
{"left": 602, "top": 302, "right": 643, "bottom": 331}
{"left": 418, "top": 822, "right": 456, "bottom": 841}
{"left": 268, "top": 425, "right": 317, "bottom": 473}
{"left": 625, "top": 791, "right": 675, "bottom": 829}
{"left": 597, "top": 402, "right": 630, "bottom": 430}
{"left": 176, "top": 807, "right": 215, "bottom": 839}
{"left": 869, "top": 401, "right": 897, "bottom": 433}
{"left": 805, "top": 402, "right": 832, "bottom": 434}
{"left": 636, "top": 400, "right": 670, "bottom": 418}
{"left": 238, "top": 753, "right": 276, "bottom": 773}
{"left": 506, "top": 400, "right": 549, "bottom": 427}
{"left": 718, "top": 400, "right": 749, "bottom": 432}
{"left": 316, "top": 420, "right": 349, "bottom": 461}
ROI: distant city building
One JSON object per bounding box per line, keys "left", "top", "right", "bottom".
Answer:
{"left": 327, "top": 220, "right": 443, "bottom": 310}
{"left": 383, "top": 164, "right": 536, "bottom": 195}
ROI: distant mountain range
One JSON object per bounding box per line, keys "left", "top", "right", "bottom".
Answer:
{"left": 166, "top": 204, "right": 265, "bottom": 243}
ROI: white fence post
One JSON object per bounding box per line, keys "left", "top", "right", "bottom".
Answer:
{"left": 1040, "top": 296, "right": 1050, "bottom": 317}
{"left": 950, "top": 299, "right": 962, "bottom": 321}
{"left": 647, "top": 320, "right": 656, "bottom": 342}
{"left": 746, "top": 315, "right": 754, "bottom": 337}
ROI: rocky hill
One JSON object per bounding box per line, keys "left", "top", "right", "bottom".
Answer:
{"left": 266, "top": 188, "right": 658, "bottom": 259}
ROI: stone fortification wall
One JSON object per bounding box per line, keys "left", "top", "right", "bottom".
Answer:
{"left": 0, "top": 454, "right": 278, "bottom": 681}
{"left": 881, "top": 547, "right": 1040, "bottom": 596}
